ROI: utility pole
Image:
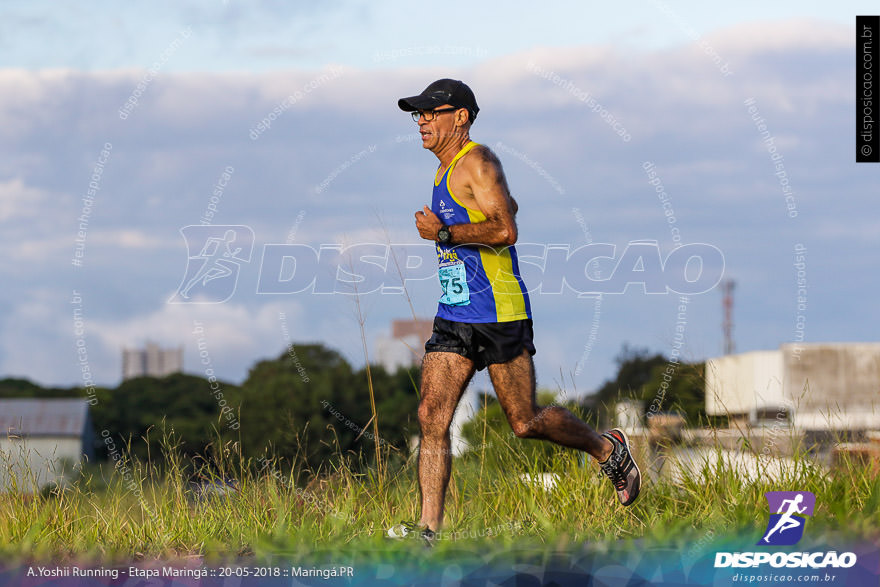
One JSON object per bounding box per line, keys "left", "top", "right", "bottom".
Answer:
{"left": 722, "top": 279, "right": 735, "bottom": 355}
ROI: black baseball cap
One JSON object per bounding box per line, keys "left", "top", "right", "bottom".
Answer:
{"left": 398, "top": 79, "right": 479, "bottom": 122}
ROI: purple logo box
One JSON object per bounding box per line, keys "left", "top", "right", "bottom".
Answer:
{"left": 765, "top": 491, "right": 816, "bottom": 516}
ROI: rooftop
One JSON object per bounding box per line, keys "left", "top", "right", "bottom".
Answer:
{"left": 0, "top": 398, "right": 91, "bottom": 438}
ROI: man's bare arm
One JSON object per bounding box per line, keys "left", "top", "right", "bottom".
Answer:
{"left": 447, "top": 146, "right": 518, "bottom": 246}
{"left": 414, "top": 146, "right": 520, "bottom": 247}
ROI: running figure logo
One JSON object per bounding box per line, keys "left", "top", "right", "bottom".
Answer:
{"left": 759, "top": 491, "right": 816, "bottom": 546}
{"left": 170, "top": 225, "right": 254, "bottom": 303}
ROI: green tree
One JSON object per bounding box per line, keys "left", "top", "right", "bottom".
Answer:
{"left": 1, "top": 343, "right": 422, "bottom": 474}
{"left": 90, "top": 372, "right": 242, "bottom": 462}
{"left": 356, "top": 363, "right": 420, "bottom": 468}
{"left": 638, "top": 361, "right": 706, "bottom": 423}
{"left": 237, "top": 344, "right": 419, "bottom": 474}
{"left": 591, "top": 345, "right": 667, "bottom": 419}
{"left": 0, "top": 378, "right": 81, "bottom": 398}
{"left": 589, "top": 344, "right": 707, "bottom": 425}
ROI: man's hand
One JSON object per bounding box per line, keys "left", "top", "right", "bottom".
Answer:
{"left": 415, "top": 205, "right": 443, "bottom": 241}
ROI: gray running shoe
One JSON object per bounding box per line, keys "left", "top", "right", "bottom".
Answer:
{"left": 386, "top": 520, "right": 436, "bottom": 546}
{"left": 599, "top": 428, "right": 642, "bottom": 506}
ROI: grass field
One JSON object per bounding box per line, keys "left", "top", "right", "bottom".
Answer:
{"left": 0, "top": 423, "right": 877, "bottom": 566}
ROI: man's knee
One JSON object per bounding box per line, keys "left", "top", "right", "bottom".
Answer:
{"left": 418, "top": 399, "right": 450, "bottom": 438}
{"left": 510, "top": 416, "right": 539, "bottom": 439}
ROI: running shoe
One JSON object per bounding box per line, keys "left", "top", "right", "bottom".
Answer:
{"left": 386, "top": 520, "right": 436, "bottom": 546}
{"left": 599, "top": 428, "right": 641, "bottom": 506}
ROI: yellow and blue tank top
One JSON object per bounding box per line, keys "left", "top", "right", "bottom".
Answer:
{"left": 432, "top": 141, "right": 532, "bottom": 323}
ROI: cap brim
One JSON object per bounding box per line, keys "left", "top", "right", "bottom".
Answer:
{"left": 398, "top": 93, "right": 448, "bottom": 112}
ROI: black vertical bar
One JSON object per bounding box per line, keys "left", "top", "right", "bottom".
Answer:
{"left": 856, "top": 15, "right": 880, "bottom": 162}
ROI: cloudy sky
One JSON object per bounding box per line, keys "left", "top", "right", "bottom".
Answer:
{"left": 2, "top": 1, "right": 877, "bottom": 398}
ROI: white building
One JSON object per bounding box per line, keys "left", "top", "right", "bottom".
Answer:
{"left": 375, "top": 319, "right": 433, "bottom": 373}
{"left": 122, "top": 342, "right": 183, "bottom": 379}
{"left": 705, "top": 343, "right": 880, "bottom": 430}
{"left": 0, "top": 398, "right": 93, "bottom": 492}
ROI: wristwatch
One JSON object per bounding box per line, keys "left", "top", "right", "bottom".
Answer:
{"left": 437, "top": 225, "right": 452, "bottom": 244}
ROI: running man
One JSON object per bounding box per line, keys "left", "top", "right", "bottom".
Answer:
{"left": 762, "top": 493, "right": 807, "bottom": 544}
{"left": 179, "top": 229, "right": 242, "bottom": 299}
{"left": 388, "top": 79, "right": 641, "bottom": 542}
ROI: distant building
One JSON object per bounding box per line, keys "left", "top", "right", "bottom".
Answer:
{"left": 375, "top": 318, "right": 433, "bottom": 373}
{"left": 705, "top": 343, "right": 880, "bottom": 430}
{"left": 614, "top": 399, "right": 645, "bottom": 433}
{"left": 122, "top": 342, "right": 183, "bottom": 379}
{"left": 391, "top": 319, "right": 434, "bottom": 342}
{"left": 0, "top": 398, "right": 94, "bottom": 492}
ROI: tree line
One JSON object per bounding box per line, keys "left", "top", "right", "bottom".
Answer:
{"left": 0, "top": 344, "right": 420, "bottom": 475}
{"left": 0, "top": 343, "right": 705, "bottom": 473}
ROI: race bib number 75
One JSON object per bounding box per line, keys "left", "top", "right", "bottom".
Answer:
{"left": 438, "top": 261, "right": 470, "bottom": 306}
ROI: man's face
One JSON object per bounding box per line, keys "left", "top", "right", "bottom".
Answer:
{"left": 416, "top": 104, "right": 465, "bottom": 151}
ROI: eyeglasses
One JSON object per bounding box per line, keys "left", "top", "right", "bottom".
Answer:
{"left": 411, "top": 107, "right": 460, "bottom": 122}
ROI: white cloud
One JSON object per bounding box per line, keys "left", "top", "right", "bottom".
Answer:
{"left": 1, "top": 18, "right": 876, "bottom": 392}
{"left": 90, "top": 229, "right": 173, "bottom": 249}
{"left": 0, "top": 69, "right": 69, "bottom": 136}
{"left": 0, "top": 177, "right": 47, "bottom": 222}
{"left": 92, "top": 298, "right": 303, "bottom": 362}
{"left": 706, "top": 18, "right": 850, "bottom": 53}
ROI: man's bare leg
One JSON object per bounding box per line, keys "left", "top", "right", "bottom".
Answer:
{"left": 488, "top": 350, "right": 613, "bottom": 461}
{"left": 417, "top": 351, "right": 475, "bottom": 531}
